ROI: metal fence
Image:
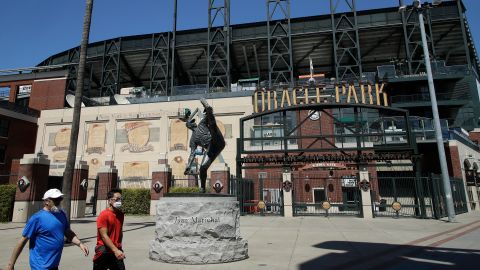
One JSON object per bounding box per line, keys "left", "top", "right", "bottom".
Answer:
{"left": 373, "top": 176, "right": 469, "bottom": 219}
{"left": 373, "top": 177, "right": 433, "bottom": 218}
{"left": 230, "top": 176, "right": 283, "bottom": 216}
{"left": 292, "top": 177, "right": 361, "bottom": 217}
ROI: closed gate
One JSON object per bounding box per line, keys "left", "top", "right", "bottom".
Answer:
{"left": 373, "top": 175, "right": 469, "bottom": 219}
{"left": 431, "top": 175, "right": 468, "bottom": 218}
{"left": 373, "top": 176, "right": 432, "bottom": 218}
{"left": 232, "top": 175, "right": 283, "bottom": 216}
{"left": 85, "top": 177, "right": 98, "bottom": 216}
{"left": 293, "top": 176, "right": 361, "bottom": 217}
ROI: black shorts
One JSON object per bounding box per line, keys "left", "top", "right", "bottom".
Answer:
{"left": 93, "top": 253, "right": 125, "bottom": 270}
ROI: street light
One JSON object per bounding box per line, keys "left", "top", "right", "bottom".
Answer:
{"left": 409, "top": 0, "right": 455, "bottom": 221}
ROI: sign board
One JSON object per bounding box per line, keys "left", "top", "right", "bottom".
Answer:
{"left": 254, "top": 82, "right": 389, "bottom": 114}
{"left": 18, "top": 85, "right": 32, "bottom": 94}
{"left": 342, "top": 177, "right": 357, "bottom": 187}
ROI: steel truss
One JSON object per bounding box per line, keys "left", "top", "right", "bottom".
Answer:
{"left": 330, "top": 0, "right": 362, "bottom": 83}
{"left": 66, "top": 48, "right": 80, "bottom": 92}
{"left": 100, "top": 38, "right": 121, "bottom": 97}
{"left": 267, "top": 0, "right": 293, "bottom": 88}
{"left": 400, "top": 4, "right": 436, "bottom": 75}
{"left": 207, "top": 0, "right": 230, "bottom": 92}
{"left": 150, "top": 33, "right": 171, "bottom": 96}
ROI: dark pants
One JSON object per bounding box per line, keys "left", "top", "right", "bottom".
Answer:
{"left": 93, "top": 253, "right": 125, "bottom": 270}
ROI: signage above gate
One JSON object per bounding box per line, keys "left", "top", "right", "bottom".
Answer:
{"left": 253, "top": 82, "right": 389, "bottom": 114}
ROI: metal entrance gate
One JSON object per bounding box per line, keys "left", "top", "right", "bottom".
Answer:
{"left": 430, "top": 176, "right": 468, "bottom": 218}
{"left": 293, "top": 176, "right": 361, "bottom": 217}
{"left": 372, "top": 176, "right": 468, "bottom": 219}
{"left": 85, "top": 177, "right": 98, "bottom": 216}
{"left": 232, "top": 175, "right": 283, "bottom": 216}
{"left": 373, "top": 176, "right": 432, "bottom": 218}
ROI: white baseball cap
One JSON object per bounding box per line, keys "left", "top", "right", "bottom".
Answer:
{"left": 42, "top": 188, "right": 65, "bottom": 200}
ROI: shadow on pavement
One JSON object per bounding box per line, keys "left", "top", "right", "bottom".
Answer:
{"left": 299, "top": 241, "right": 480, "bottom": 270}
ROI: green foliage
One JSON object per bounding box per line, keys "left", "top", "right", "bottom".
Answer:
{"left": 168, "top": 186, "right": 210, "bottom": 193}
{"left": 0, "top": 185, "right": 16, "bottom": 222}
{"left": 121, "top": 188, "right": 150, "bottom": 215}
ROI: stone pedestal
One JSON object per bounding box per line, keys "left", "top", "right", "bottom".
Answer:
{"left": 283, "top": 172, "right": 293, "bottom": 217}
{"left": 359, "top": 165, "right": 373, "bottom": 219}
{"left": 12, "top": 153, "right": 50, "bottom": 222}
{"left": 149, "top": 195, "right": 248, "bottom": 264}
{"left": 210, "top": 163, "right": 230, "bottom": 194}
{"left": 150, "top": 164, "right": 172, "bottom": 216}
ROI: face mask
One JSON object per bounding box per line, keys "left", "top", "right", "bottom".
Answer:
{"left": 113, "top": 201, "right": 122, "bottom": 209}
{"left": 51, "top": 205, "right": 61, "bottom": 213}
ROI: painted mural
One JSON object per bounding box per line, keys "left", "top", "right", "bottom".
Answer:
{"left": 121, "top": 121, "right": 153, "bottom": 152}
{"left": 44, "top": 125, "right": 72, "bottom": 164}
{"left": 86, "top": 123, "right": 106, "bottom": 154}
{"left": 169, "top": 119, "right": 188, "bottom": 151}
{"left": 123, "top": 161, "right": 149, "bottom": 179}
{"left": 84, "top": 123, "right": 107, "bottom": 178}
{"left": 115, "top": 120, "right": 161, "bottom": 155}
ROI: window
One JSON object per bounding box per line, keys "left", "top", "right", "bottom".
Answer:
{"left": 16, "top": 85, "right": 31, "bottom": 107}
{"left": 258, "top": 172, "right": 267, "bottom": 180}
{"left": 0, "top": 119, "right": 9, "bottom": 137}
{"left": 0, "top": 145, "right": 6, "bottom": 164}
{"left": 0, "top": 87, "right": 10, "bottom": 100}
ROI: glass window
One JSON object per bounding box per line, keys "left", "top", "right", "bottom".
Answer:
{"left": 0, "top": 87, "right": 10, "bottom": 100}
{"left": 0, "top": 145, "right": 6, "bottom": 164}
{"left": 0, "top": 119, "right": 9, "bottom": 137}
{"left": 15, "top": 85, "right": 31, "bottom": 107}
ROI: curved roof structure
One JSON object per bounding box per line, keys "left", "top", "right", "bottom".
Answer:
{"left": 34, "top": 1, "right": 478, "bottom": 99}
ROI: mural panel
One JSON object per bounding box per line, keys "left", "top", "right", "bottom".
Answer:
{"left": 170, "top": 119, "right": 188, "bottom": 151}
{"left": 123, "top": 161, "right": 150, "bottom": 179}
{"left": 44, "top": 125, "right": 71, "bottom": 164}
{"left": 115, "top": 119, "right": 161, "bottom": 155}
{"left": 84, "top": 122, "right": 107, "bottom": 178}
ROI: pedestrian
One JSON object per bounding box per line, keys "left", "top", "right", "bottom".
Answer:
{"left": 5, "top": 188, "right": 89, "bottom": 270}
{"left": 93, "top": 188, "right": 126, "bottom": 270}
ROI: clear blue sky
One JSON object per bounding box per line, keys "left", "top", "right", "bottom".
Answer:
{"left": 0, "top": 0, "right": 479, "bottom": 70}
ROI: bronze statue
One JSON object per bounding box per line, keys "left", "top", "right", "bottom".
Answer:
{"left": 181, "top": 98, "right": 225, "bottom": 193}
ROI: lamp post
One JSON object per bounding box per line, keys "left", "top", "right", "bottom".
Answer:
{"left": 404, "top": 0, "right": 455, "bottom": 221}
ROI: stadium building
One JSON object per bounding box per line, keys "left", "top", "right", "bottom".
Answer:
{"left": 1, "top": 0, "right": 480, "bottom": 220}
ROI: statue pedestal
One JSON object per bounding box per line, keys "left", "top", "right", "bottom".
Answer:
{"left": 149, "top": 194, "right": 248, "bottom": 264}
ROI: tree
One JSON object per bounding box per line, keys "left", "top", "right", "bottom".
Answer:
{"left": 62, "top": 0, "right": 94, "bottom": 221}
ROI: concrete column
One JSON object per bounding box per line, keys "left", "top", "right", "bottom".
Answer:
{"left": 282, "top": 172, "right": 293, "bottom": 218}
{"left": 150, "top": 163, "right": 172, "bottom": 216}
{"left": 12, "top": 153, "right": 50, "bottom": 222}
{"left": 359, "top": 165, "right": 373, "bottom": 219}
{"left": 71, "top": 159, "right": 89, "bottom": 218}
{"left": 210, "top": 163, "right": 230, "bottom": 194}
{"left": 469, "top": 186, "right": 479, "bottom": 211}
{"left": 96, "top": 160, "right": 118, "bottom": 215}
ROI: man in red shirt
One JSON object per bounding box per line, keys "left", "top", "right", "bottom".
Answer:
{"left": 93, "top": 188, "right": 125, "bottom": 270}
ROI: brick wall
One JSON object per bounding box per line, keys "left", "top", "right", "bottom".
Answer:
{"left": 29, "top": 79, "right": 67, "bottom": 110}
{"left": 0, "top": 114, "right": 37, "bottom": 175}
{"left": 469, "top": 130, "right": 480, "bottom": 145}
{"left": 446, "top": 145, "right": 462, "bottom": 178}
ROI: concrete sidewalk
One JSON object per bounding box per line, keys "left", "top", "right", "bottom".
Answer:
{"left": 1, "top": 212, "right": 480, "bottom": 270}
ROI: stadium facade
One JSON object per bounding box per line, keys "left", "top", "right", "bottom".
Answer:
{"left": 1, "top": 0, "right": 480, "bottom": 220}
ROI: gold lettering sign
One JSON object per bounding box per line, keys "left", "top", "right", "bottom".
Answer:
{"left": 254, "top": 83, "right": 389, "bottom": 113}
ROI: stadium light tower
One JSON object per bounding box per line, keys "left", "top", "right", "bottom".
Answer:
{"left": 406, "top": 0, "right": 455, "bottom": 222}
